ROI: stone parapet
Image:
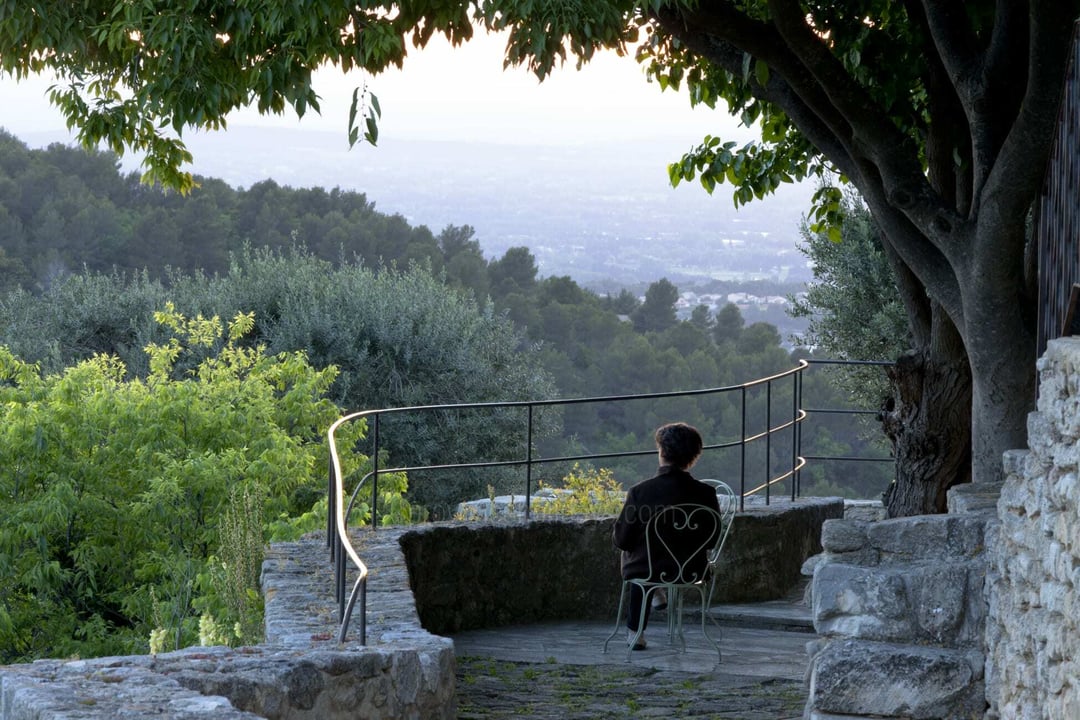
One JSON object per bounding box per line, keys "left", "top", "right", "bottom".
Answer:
{"left": 403, "top": 498, "right": 844, "bottom": 633}
{"left": 0, "top": 531, "right": 456, "bottom": 720}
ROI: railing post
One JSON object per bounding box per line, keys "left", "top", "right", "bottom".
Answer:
{"left": 337, "top": 540, "right": 346, "bottom": 619}
{"left": 359, "top": 579, "right": 366, "bottom": 645}
{"left": 372, "top": 413, "right": 380, "bottom": 531}
{"left": 791, "top": 368, "right": 800, "bottom": 501}
{"left": 739, "top": 386, "right": 747, "bottom": 511}
{"left": 327, "top": 462, "right": 336, "bottom": 554}
{"left": 765, "top": 381, "right": 772, "bottom": 505}
{"left": 525, "top": 404, "right": 534, "bottom": 520}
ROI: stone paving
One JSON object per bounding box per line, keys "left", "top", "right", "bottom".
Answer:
{"left": 450, "top": 596, "right": 814, "bottom": 718}
{"left": 454, "top": 655, "right": 806, "bottom": 719}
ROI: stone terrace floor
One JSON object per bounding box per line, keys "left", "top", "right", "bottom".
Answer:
{"left": 450, "top": 589, "right": 813, "bottom": 718}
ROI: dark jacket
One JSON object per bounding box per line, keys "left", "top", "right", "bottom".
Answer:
{"left": 612, "top": 465, "right": 721, "bottom": 579}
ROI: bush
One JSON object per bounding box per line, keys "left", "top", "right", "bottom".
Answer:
{"left": 534, "top": 464, "right": 626, "bottom": 517}
{"left": 0, "top": 306, "right": 404, "bottom": 661}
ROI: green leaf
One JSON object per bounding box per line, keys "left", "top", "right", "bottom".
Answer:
{"left": 753, "top": 59, "right": 769, "bottom": 87}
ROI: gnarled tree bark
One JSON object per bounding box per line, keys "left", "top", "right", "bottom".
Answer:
{"left": 880, "top": 348, "right": 972, "bottom": 516}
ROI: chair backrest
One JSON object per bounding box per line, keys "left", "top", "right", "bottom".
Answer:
{"left": 698, "top": 479, "right": 737, "bottom": 567}
{"left": 642, "top": 504, "right": 723, "bottom": 585}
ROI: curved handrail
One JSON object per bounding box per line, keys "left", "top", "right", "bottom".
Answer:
{"left": 326, "top": 361, "right": 812, "bottom": 643}
{"left": 325, "top": 358, "right": 893, "bottom": 644}
{"left": 326, "top": 411, "right": 370, "bottom": 644}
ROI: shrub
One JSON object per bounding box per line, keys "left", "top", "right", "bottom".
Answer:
{"left": 0, "top": 305, "right": 405, "bottom": 661}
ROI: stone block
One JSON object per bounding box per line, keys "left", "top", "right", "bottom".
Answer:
{"left": 813, "top": 563, "right": 912, "bottom": 640}
{"left": 947, "top": 480, "right": 1004, "bottom": 515}
{"left": 814, "top": 560, "right": 985, "bottom": 648}
{"left": 807, "top": 639, "right": 985, "bottom": 719}
{"left": 1041, "top": 580, "right": 1071, "bottom": 617}
{"left": 1027, "top": 412, "right": 1057, "bottom": 458}
{"left": 1051, "top": 470, "right": 1080, "bottom": 508}
{"left": 820, "top": 519, "right": 868, "bottom": 553}
{"left": 912, "top": 564, "right": 987, "bottom": 648}
{"left": 868, "top": 513, "right": 986, "bottom": 563}
{"left": 842, "top": 500, "right": 886, "bottom": 522}
{"left": 1001, "top": 449, "right": 1028, "bottom": 479}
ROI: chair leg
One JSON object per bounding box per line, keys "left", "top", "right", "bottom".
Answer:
{"left": 626, "top": 584, "right": 651, "bottom": 662}
{"left": 668, "top": 586, "right": 686, "bottom": 650}
{"left": 695, "top": 585, "right": 722, "bottom": 663}
{"left": 603, "top": 581, "right": 630, "bottom": 654}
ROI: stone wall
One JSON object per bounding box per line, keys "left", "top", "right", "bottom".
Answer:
{"left": 402, "top": 498, "right": 844, "bottom": 634}
{"left": 0, "top": 534, "right": 457, "bottom": 720}
{"left": 804, "top": 336, "right": 1080, "bottom": 719}
{"left": 985, "top": 337, "right": 1080, "bottom": 719}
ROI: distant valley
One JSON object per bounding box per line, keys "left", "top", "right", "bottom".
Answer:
{"left": 16, "top": 126, "right": 817, "bottom": 291}
{"left": 175, "top": 128, "right": 815, "bottom": 290}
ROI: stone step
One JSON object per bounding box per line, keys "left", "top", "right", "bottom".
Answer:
{"left": 708, "top": 598, "right": 814, "bottom": 633}
{"left": 807, "top": 638, "right": 985, "bottom": 718}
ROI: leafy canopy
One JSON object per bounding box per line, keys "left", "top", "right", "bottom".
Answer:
{"left": 0, "top": 0, "right": 648, "bottom": 191}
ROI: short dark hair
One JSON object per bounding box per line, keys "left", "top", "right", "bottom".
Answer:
{"left": 655, "top": 422, "right": 703, "bottom": 469}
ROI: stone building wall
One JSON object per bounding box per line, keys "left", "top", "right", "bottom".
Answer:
{"left": 985, "top": 337, "right": 1080, "bottom": 719}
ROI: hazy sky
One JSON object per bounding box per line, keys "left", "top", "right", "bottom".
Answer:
{"left": 0, "top": 30, "right": 748, "bottom": 153}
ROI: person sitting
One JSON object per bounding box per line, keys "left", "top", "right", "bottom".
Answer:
{"left": 612, "top": 422, "right": 721, "bottom": 650}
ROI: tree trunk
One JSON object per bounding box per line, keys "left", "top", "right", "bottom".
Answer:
{"left": 880, "top": 348, "right": 972, "bottom": 517}
{"left": 963, "top": 283, "right": 1037, "bottom": 486}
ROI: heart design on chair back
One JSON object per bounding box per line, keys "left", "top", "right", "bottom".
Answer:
{"left": 643, "top": 504, "right": 722, "bottom": 585}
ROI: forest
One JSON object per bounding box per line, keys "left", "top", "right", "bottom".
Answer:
{"left": 0, "top": 131, "right": 890, "bottom": 661}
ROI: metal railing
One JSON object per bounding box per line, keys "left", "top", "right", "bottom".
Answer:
{"left": 799, "top": 358, "right": 896, "bottom": 471}
{"left": 326, "top": 358, "right": 893, "bottom": 644}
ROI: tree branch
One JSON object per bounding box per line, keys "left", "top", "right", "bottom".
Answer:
{"left": 762, "top": 0, "right": 963, "bottom": 258}
{"left": 918, "top": 0, "right": 985, "bottom": 103}
{"left": 963, "top": 1, "right": 1030, "bottom": 208}
{"left": 858, "top": 178, "right": 964, "bottom": 325}
{"left": 879, "top": 230, "right": 934, "bottom": 348}
{"left": 981, "top": 2, "right": 1079, "bottom": 255}
{"left": 653, "top": 12, "right": 858, "bottom": 180}
{"left": 906, "top": 0, "right": 972, "bottom": 212}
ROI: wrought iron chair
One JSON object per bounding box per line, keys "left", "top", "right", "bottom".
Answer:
{"left": 698, "top": 479, "right": 738, "bottom": 608}
{"left": 603, "top": 499, "right": 731, "bottom": 662}
{"left": 663, "top": 481, "right": 738, "bottom": 651}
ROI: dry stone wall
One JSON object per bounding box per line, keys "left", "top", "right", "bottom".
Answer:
{"left": 985, "top": 337, "right": 1080, "bottom": 719}
{"left": 805, "top": 336, "right": 1080, "bottom": 719}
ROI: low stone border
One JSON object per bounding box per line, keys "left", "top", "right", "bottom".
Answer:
{"left": 1, "top": 498, "right": 842, "bottom": 719}
{"left": 0, "top": 531, "right": 456, "bottom": 720}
